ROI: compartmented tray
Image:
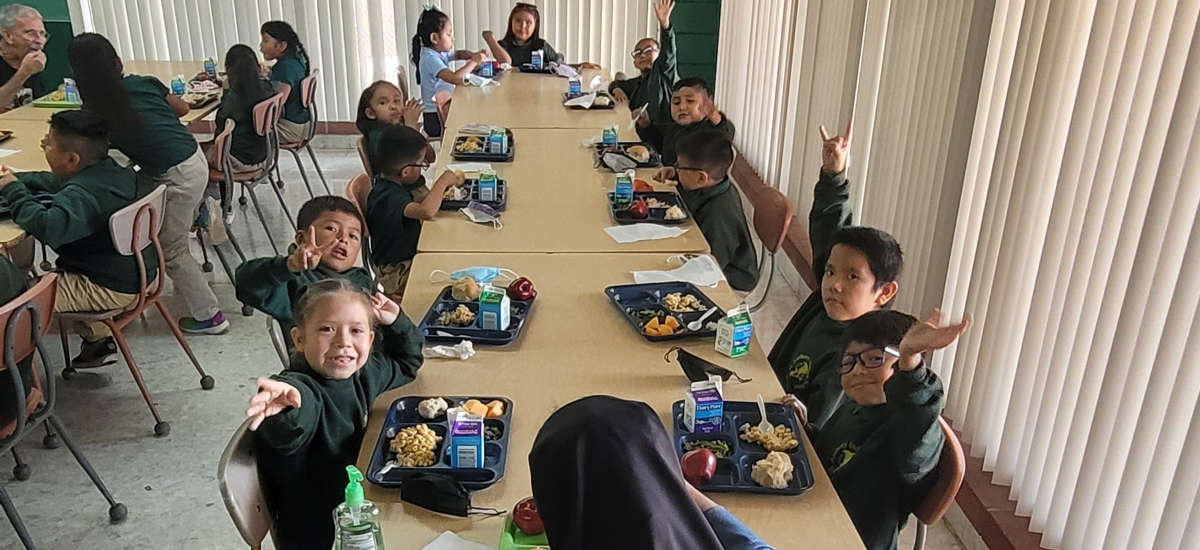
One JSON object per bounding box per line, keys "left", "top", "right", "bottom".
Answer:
{"left": 607, "top": 191, "right": 691, "bottom": 225}
{"left": 518, "top": 64, "right": 554, "bottom": 74}
{"left": 671, "top": 400, "right": 815, "bottom": 495}
{"left": 562, "top": 92, "right": 615, "bottom": 110}
{"left": 418, "top": 286, "right": 535, "bottom": 345}
{"left": 593, "top": 142, "right": 662, "bottom": 169}
{"left": 440, "top": 178, "right": 508, "bottom": 211}
{"left": 498, "top": 513, "right": 550, "bottom": 550}
{"left": 604, "top": 282, "right": 725, "bottom": 342}
{"left": 31, "top": 93, "right": 81, "bottom": 108}
{"left": 366, "top": 395, "right": 514, "bottom": 491}
{"left": 452, "top": 130, "right": 515, "bottom": 162}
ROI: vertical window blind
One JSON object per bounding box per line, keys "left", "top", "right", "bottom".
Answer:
{"left": 718, "top": 1, "right": 1200, "bottom": 549}
{"left": 67, "top": 0, "right": 655, "bottom": 122}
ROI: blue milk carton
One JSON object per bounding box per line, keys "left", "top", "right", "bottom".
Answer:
{"left": 62, "top": 78, "right": 81, "bottom": 104}
{"left": 170, "top": 75, "right": 186, "bottom": 95}
{"left": 683, "top": 377, "right": 724, "bottom": 434}
{"left": 488, "top": 127, "right": 508, "bottom": 155}
{"left": 715, "top": 304, "right": 753, "bottom": 358}
{"left": 478, "top": 284, "right": 511, "bottom": 331}
{"left": 531, "top": 49, "right": 544, "bottom": 69}
{"left": 613, "top": 170, "right": 634, "bottom": 209}
{"left": 478, "top": 169, "right": 498, "bottom": 202}
{"left": 450, "top": 411, "right": 484, "bottom": 468}
{"left": 568, "top": 76, "right": 582, "bottom": 96}
{"left": 601, "top": 124, "right": 619, "bottom": 146}
{"left": 204, "top": 57, "right": 217, "bottom": 78}
{"left": 478, "top": 60, "right": 494, "bottom": 78}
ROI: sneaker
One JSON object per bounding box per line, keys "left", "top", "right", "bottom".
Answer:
{"left": 71, "top": 337, "right": 118, "bottom": 369}
{"left": 179, "top": 312, "right": 230, "bottom": 335}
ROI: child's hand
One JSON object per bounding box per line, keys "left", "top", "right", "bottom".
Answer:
{"left": 612, "top": 88, "right": 629, "bottom": 103}
{"left": 654, "top": 166, "right": 677, "bottom": 182}
{"left": 286, "top": 226, "right": 336, "bottom": 273}
{"left": 705, "top": 102, "right": 723, "bottom": 125}
{"left": 635, "top": 108, "right": 652, "bottom": 128}
{"left": 434, "top": 169, "right": 466, "bottom": 190}
{"left": 482, "top": 30, "right": 495, "bottom": 40}
{"left": 782, "top": 394, "right": 808, "bottom": 426}
{"left": 897, "top": 308, "right": 970, "bottom": 371}
{"left": 371, "top": 292, "right": 401, "bottom": 325}
{"left": 470, "top": 50, "right": 488, "bottom": 65}
{"left": 403, "top": 99, "right": 423, "bottom": 127}
{"left": 654, "top": 0, "right": 676, "bottom": 28}
{"left": 0, "top": 169, "right": 17, "bottom": 189}
{"left": 819, "top": 120, "right": 853, "bottom": 175}
{"left": 247, "top": 377, "right": 301, "bottom": 430}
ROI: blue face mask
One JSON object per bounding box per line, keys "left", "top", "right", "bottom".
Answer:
{"left": 429, "top": 266, "right": 519, "bottom": 285}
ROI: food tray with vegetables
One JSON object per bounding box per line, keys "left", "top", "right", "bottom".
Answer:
{"left": 440, "top": 178, "right": 508, "bottom": 211}
{"left": 366, "top": 395, "right": 514, "bottom": 490}
{"left": 452, "top": 131, "right": 515, "bottom": 162}
{"left": 562, "top": 92, "right": 615, "bottom": 110}
{"left": 593, "top": 142, "right": 661, "bottom": 168}
{"left": 604, "top": 282, "right": 725, "bottom": 341}
{"left": 418, "top": 285, "right": 536, "bottom": 345}
{"left": 607, "top": 191, "right": 691, "bottom": 225}
{"left": 518, "top": 64, "right": 554, "bottom": 74}
{"left": 31, "top": 91, "right": 80, "bottom": 108}
{"left": 671, "top": 400, "right": 814, "bottom": 495}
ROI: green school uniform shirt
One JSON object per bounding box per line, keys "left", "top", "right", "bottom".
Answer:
{"left": 2, "top": 158, "right": 158, "bottom": 294}
{"left": 637, "top": 114, "right": 736, "bottom": 166}
{"left": 679, "top": 178, "right": 759, "bottom": 291}
{"left": 499, "top": 36, "right": 560, "bottom": 66}
{"left": 215, "top": 82, "right": 272, "bottom": 165}
{"left": 812, "top": 366, "right": 945, "bottom": 550}
{"left": 105, "top": 75, "right": 199, "bottom": 177}
{"left": 269, "top": 55, "right": 311, "bottom": 124}
{"left": 767, "top": 170, "right": 854, "bottom": 423}
{"left": 255, "top": 317, "right": 423, "bottom": 550}
{"left": 234, "top": 256, "right": 377, "bottom": 333}
{"left": 365, "top": 175, "right": 425, "bottom": 267}
{"left": 610, "top": 25, "right": 677, "bottom": 127}
{"left": 358, "top": 119, "right": 388, "bottom": 175}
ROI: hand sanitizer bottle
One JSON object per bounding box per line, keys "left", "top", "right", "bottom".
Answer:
{"left": 333, "top": 466, "right": 384, "bottom": 550}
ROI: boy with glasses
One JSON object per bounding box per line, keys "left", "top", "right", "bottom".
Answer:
{"left": 795, "top": 308, "right": 967, "bottom": 550}
{"left": 609, "top": 0, "right": 676, "bottom": 127}
{"left": 364, "top": 124, "right": 463, "bottom": 301}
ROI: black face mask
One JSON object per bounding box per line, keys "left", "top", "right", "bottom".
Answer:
{"left": 400, "top": 473, "right": 504, "bottom": 518}
{"left": 665, "top": 346, "right": 751, "bottom": 383}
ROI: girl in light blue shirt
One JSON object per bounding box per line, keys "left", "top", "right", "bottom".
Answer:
{"left": 410, "top": 7, "right": 486, "bottom": 137}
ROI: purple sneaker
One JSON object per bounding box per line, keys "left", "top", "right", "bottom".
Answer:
{"left": 179, "top": 312, "right": 230, "bottom": 335}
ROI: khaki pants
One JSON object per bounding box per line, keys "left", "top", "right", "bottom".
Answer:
{"left": 55, "top": 272, "right": 137, "bottom": 342}
{"left": 378, "top": 261, "right": 412, "bottom": 303}
{"left": 204, "top": 143, "right": 266, "bottom": 173}
{"left": 158, "top": 147, "right": 222, "bottom": 321}
{"left": 277, "top": 119, "right": 312, "bottom": 145}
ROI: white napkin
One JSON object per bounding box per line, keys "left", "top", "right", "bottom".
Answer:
{"left": 589, "top": 74, "right": 605, "bottom": 92}
{"left": 0, "top": 149, "right": 19, "bottom": 158}
{"left": 633, "top": 255, "right": 727, "bottom": 288}
{"left": 552, "top": 62, "right": 579, "bottom": 78}
{"left": 464, "top": 73, "right": 498, "bottom": 87}
{"left": 564, "top": 92, "right": 597, "bottom": 108}
{"left": 447, "top": 162, "right": 493, "bottom": 173}
{"left": 421, "top": 531, "right": 495, "bottom": 550}
{"left": 604, "top": 223, "right": 689, "bottom": 243}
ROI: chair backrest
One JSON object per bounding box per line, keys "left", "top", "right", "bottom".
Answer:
{"left": 212, "top": 119, "right": 238, "bottom": 212}
{"left": 434, "top": 89, "right": 452, "bottom": 125}
{"left": 345, "top": 173, "right": 371, "bottom": 218}
{"left": 356, "top": 136, "right": 373, "bottom": 175}
{"left": 109, "top": 185, "right": 167, "bottom": 306}
{"left": 749, "top": 184, "right": 794, "bottom": 254}
{"left": 265, "top": 316, "right": 289, "bottom": 369}
{"left": 0, "top": 273, "right": 58, "bottom": 433}
{"left": 251, "top": 93, "right": 286, "bottom": 173}
{"left": 914, "top": 417, "right": 966, "bottom": 525}
{"left": 218, "top": 417, "right": 273, "bottom": 548}
{"left": 299, "top": 68, "right": 321, "bottom": 142}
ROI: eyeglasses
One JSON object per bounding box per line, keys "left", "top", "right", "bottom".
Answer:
{"left": 20, "top": 29, "right": 48, "bottom": 41}
{"left": 631, "top": 46, "right": 659, "bottom": 58}
{"left": 840, "top": 346, "right": 900, "bottom": 374}
{"left": 402, "top": 161, "right": 431, "bottom": 171}
{"left": 672, "top": 163, "right": 706, "bottom": 175}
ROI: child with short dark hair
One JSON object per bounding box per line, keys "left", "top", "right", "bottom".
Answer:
{"left": 248, "top": 278, "right": 423, "bottom": 550}
{"left": 769, "top": 122, "right": 903, "bottom": 425}
{"left": 792, "top": 309, "right": 966, "bottom": 550}
{"left": 639, "top": 77, "right": 735, "bottom": 169}
{"left": 210, "top": 44, "right": 276, "bottom": 171}
{"left": 365, "top": 125, "right": 463, "bottom": 300}
{"left": 355, "top": 80, "right": 424, "bottom": 172}
{"left": 673, "top": 130, "right": 758, "bottom": 291}
{"left": 609, "top": 0, "right": 678, "bottom": 127}
{"left": 260, "top": 21, "right": 313, "bottom": 144}
{"left": 0, "top": 110, "right": 156, "bottom": 368}
{"left": 411, "top": 7, "right": 487, "bottom": 138}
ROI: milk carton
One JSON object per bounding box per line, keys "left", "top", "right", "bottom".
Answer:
{"left": 602, "top": 125, "right": 619, "bottom": 146}
{"left": 715, "top": 304, "right": 753, "bottom": 358}
{"left": 488, "top": 128, "right": 507, "bottom": 155}
{"left": 477, "top": 169, "right": 498, "bottom": 202}
{"left": 478, "top": 60, "right": 494, "bottom": 78}
{"left": 204, "top": 57, "right": 217, "bottom": 78}
{"left": 684, "top": 376, "right": 724, "bottom": 434}
{"left": 614, "top": 170, "right": 634, "bottom": 209}
{"left": 568, "top": 76, "right": 582, "bottom": 96}
{"left": 531, "top": 49, "right": 544, "bottom": 69}
{"left": 170, "top": 75, "right": 186, "bottom": 95}
{"left": 478, "top": 284, "right": 511, "bottom": 331}
{"left": 450, "top": 411, "right": 484, "bottom": 468}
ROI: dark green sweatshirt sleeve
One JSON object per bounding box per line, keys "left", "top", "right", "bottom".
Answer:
{"left": 362, "top": 317, "right": 424, "bottom": 398}
{"left": 701, "top": 213, "right": 758, "bottom": 291}
{"left": 883, "top": 365, "right": 945, "bottom": 484}
{"left": 234, "top": 256, "right": 297, "bottom": 322}
{"left": 254, "top": 376, "right": 322, "bottom": 456}
{"left": 656, "top": 25, "right": 677, "bottom": 80}
{"left": 1, "top": 178, "right": 104, "bottom": 249}
{"left": 809, "top": 170, "right": 853, "bottom": 276}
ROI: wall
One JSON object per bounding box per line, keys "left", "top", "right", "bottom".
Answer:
{"left": 0, "top": 0, "right": 72, "bottom": 88}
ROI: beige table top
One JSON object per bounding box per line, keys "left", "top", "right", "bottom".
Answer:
{"left": 417, "top": 128, "right": 709, "bottom": 254}
{"left": 444, "top": 69, "right": 634, "bottom": 130}
{"left": 0, "top": 119, "right": 52, "bottom": 247}
{"left": 0, "top": 60, "right": 219, "bottom": 124}
{"left": 356, "top": 252, "right": 865, "bottom": 550}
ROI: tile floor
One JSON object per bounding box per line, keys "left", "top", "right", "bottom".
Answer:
{"left": 0, "top": 147, "right": 970, "bottom": 549}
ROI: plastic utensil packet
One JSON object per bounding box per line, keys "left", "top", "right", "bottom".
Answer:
{"left": 423, "top": 340, "right": 476, "bottom": 360}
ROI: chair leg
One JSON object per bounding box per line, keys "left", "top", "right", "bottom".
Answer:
{"left": 195, "top": 229, "right": 213, "bottom": 273}
{"left": 57, "top": 319, "right": 75, "bottom": 380}
{"left": 225, "top": 228, "right": 249, "bottom": 264}
{"left": 266, "top": 173, "right": 298, "bottom": 231}
{"left": 42, "top": 421, "right": 58, "bottom": 449}
{"left": 244, "top": 186, "right": 281, "bottom": 256}
{"left": 152, "top": 299, "right": 214, "bottom": 390}
{"left": 913, "top": 522, "right": 927, "bottom": 550}
{"left": 38, "top": 242, "right": 50, "bottom": 272}
{"left": 288, "top": 149, "right": 316, "bottom": 199}
{"left": 10, "top": 450, "right": 29, "bottom": 481}
{"left": 305, "top": 144, "right": 332, "bottom": 194}
{"left": 46, "top": 415, "right": 127, "bottom": 523}
{"left": 210, "top": 238, "right": 237, "bottom": 286}
{"left": 0, "top": 486, "right": 35, "bottom": 549}
{"left": 108, "top": 328, "right": 169, "bottom": 437}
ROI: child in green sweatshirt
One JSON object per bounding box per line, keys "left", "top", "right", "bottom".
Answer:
{"left": 768, "top": 122, "right": 903, "bottom": 425}
{"left": 609, "top": 0, "right": 678, "bottom": 127}
{"left": 672, "top": 129, "right": 758, "bottom": 291}
{"left": 638, "top": 77, "right": 735, "bottom": 168}
{"left": 790, "top": 309, "right": 967, "bottom": 550}
{"left": 0, "top": 110, "right": 158, "bottom": 369}
{"left": 247, "top": 278, "right": 423, "bottom": 550}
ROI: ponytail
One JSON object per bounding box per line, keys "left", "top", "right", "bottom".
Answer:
{"left": 411, "top": 8, "right": 449, "bottom": 85}
{"left": 261, "top": 21, "right": 310, "bottom": 75}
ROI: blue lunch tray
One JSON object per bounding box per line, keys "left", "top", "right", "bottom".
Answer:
{"left": 604, "top": 282, "right": 724, "bottom": 342}
{"left": 593, "top": 142, "right": 662, "bottom": 168}
{"left": 671, "top": 400, "right": 815, "bottom": 495}
{"left": 418, "top": 286, "right": 535, "bottom": 345}
{"left": 607, "top": 191, "right": 691, "bottom": 225}
{"left": 440, "top": 178, "right": 508, "bottom": 212}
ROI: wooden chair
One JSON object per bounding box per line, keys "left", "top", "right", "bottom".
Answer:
{"left": 1, "top": 274, "right": 127, "bottom": 549}
{"left": 217, "top": 417, "right": 273, "bottom": 550}
{"left": 743, "top": 184, "right": 794, "bottom": 312}
{"left": 224, "top": 92, "right": 296, "bottom": 254}
{"left": 912, "top": 417, "right": 966, "bottom": 550}
{"left": 57, "top": 185, "right": 215, "bottom": 437}
{"left": 343, "top": 173, "right": 376, "bottom": 275}
{"left": 279, "top": 68, "right": 331, "bottom": 197}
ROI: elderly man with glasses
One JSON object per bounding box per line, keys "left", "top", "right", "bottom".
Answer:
{"left": 0, "top": 3, "right": 47, "bottom": 111}
{"left": 609, "top": 0, "right": 677, "bottom": 128}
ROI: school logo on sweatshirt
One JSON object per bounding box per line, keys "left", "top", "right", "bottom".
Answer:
{"left": 830, "top": 442, "right": 858, "bottom": 472}
{"left": 788, "top": 355, "right": 812, "bottom": 387}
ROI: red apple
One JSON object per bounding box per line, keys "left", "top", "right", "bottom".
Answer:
{"left": 627, "top": 199, "right": 649, "bottom": 220}
{"left": 681, "top": 448, "right": 717, "bottom": 486}
{"left": 513, "top": 496, "right": 544, "bottom": 535}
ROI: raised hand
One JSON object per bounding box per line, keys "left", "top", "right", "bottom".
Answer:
{"left": 705, "top": 99, "right": 723, "bottom": 125}
{"left": 897, "top": 308, "right": 970, "bottom": 371}
{"left": 654, "top": 0, "right": 676, "bottom": 28}
{"left": 247, "top": 377, "right": 301, "bottom": 430}
{"left": 287, "top": 226, "right": 336, "bottom": 273}
{"left": 611, "top": 88, "right": 629, "bottom": 103}
{"left": 819, "top": 120, "right": 853, "bottom": 175}
{"left": 371, "top": 292, "right": 401, "bottom": 326}
{"left": 403, "top": 98, "right": 423, "bottom": 128}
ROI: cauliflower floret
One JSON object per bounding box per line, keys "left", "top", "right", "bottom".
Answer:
{"left": 751, "top": 451, "right": 795, "bottom": 490}
{"left": 417, "top": 397, "right": 449, "bottom": 420}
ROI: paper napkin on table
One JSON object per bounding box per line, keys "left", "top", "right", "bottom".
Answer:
{"left": 421, "top": 531, "right": 495, "bottom": 550}
{"left": 604, "top": 223, "right": 689, "bottom": 243}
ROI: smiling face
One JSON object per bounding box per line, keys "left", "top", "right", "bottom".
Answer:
{"left": 291, "top": 293, "right": 375, "bottom": 379}
{"left": 840, "top": 341, "right": 898, "bottom": 405}
{"left": 510, "top": 10, "right": 537, "bottom": 43}
{"left": 298, "top": 210, "right": 362, "bottom": 273}
{"left": 671, "top": 86, "right": 710, "bottom": 125}
{"left": 822, "top": 244, "right": 898, "bottom": 321}
{"left": 366, "top": 83, "right": 405, "bottom": 126}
